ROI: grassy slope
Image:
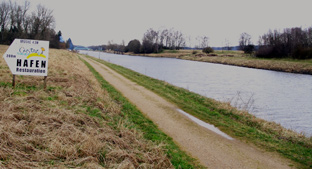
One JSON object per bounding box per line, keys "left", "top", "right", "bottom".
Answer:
{"left": 87, "top": 55, "right": 312, "bottom": 168}
{"left": 0, "top": 46, "right": 202, "bottom": 168}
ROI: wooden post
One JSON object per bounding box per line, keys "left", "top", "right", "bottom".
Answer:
{"left": 12, "top": 74, "right": 16, "bottom": 88}
{"left": 43, "top": 76, "right": 47, "bottom": 90}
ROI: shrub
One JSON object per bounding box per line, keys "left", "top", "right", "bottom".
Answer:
{"left": 127, "top": 39, "right": 141, "bottom": 54}
{"left": 292, "top": 47, "right": 312, "bottom": 59}
{"left": 243, "top": 44, "right": 255, "bottom": 54}
{"left": 256, "top": 45, "right": 289, "bottom": 58}
{"left": 202, "top": 47, "right": 214, "bottom": 54}
{"left": 256, "top": 46, "right": 274, "bottom": 58}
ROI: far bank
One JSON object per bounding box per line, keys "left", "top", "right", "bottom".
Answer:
{"left": 121, "top": 50, "right": 312, "bottom": 75}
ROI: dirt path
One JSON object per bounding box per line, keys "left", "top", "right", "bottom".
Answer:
{"left": 83, "top": 57, "right": 295, "bottom": 169}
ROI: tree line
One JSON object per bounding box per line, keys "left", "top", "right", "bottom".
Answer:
{"left": 101, "top": 28, "right": 213, "bottom": 54}
{"left": 124, "top": 28, "right": 188, "bottom": 54}
{"left": 0, "top": 0, "right": 65, "bottom": 48}
{"left": 257, "top": 27, "right": 312, "bottom": 59}
{"left": 239, "top": 27, "right": 312, "bottom": 59}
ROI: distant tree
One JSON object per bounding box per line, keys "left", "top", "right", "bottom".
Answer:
{"left": 159, "top": 28, "right": 186, "bottom": 50}
{"left": 107, "top": 40, "right": 117, "bottom": 50}
{"left": 0, "top": 0, "right": 61, "bottom": 48}
{"left": 256, "top": 27, "right": 312, "bottom": 59}
{"left": 0, "top": 1, "right": 10, "bottom": 43}
{"left": 49, "top": 29, "right": 59, "bottom": 48}
{"left": 106, "top": 40, "right": 125, "bottom": 53}
{"left": 126, "top": 39, "right": 141, "bottom": 54}
{"left": 223, "top": 39, "right": 231, "bottom": 50}
{"left": 239, "top": 32, "right": 251, "bottom": 50}
{"left": 239, "top": 32, "right": 255, "bottom": 54}
{"left": 200, "top": 36, "right": 209, "bottom": 48}
{"left": 195, "top": 35, "right": 209, "bottom": 49}
{"left": 202, "top": 47, "right": 214, "bottom": 54}
{"left": 142, "top": 28, "right": 160, "bottom": 52}
{"left": 173, "top": 30, "right": 185, "bottom": 49}
{"left": 141, "top": 37, "right": 154, "bottom": 53}
{"left": 244, "top": 44, "right": 255, "bottom": 54}
{"left": 28, "top": 4, "right": 55, "bottom": 40}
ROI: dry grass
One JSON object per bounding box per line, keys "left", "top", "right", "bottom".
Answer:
{"left": 0, "top": 45, "right": 172, "bottom": 168}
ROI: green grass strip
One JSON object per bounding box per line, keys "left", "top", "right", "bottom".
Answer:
{"left": 86, "top": 56, "right": 312, "bottom": 168}
{"left": 81, "top": 57, "right": 204, "bottom": 169}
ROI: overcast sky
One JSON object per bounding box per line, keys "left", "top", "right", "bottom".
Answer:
{"left": 16, "top": 0, "right": 312, "bottom": 47}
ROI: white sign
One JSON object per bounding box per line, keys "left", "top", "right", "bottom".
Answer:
{"left": 3, "top": 39, "right": 49, "bottom": 76}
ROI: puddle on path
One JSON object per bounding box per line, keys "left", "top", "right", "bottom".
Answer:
{"left": 177, "top": 109, "right": 234, "bottom": 140}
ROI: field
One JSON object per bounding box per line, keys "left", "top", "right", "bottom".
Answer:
{"left": 130, "top": 50, "right": 312, "bottom": 75}
{"left": 0, "top": 45, "right": 201, "bottom": 168}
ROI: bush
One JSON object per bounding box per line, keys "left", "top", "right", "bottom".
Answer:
{"left": 256, "top": 46, "right": 274, "bottom": 58}
{"left": 292, "top": 47, "right": 312, "bottom": 59}
{"left": 202, "top": 47, "right": 214, "bottom": 54}
{"left": 127, "top": 39, "right": 141, "bottom": 54}
{"left": 243, "top": 44, "right": 255, "bottom": 54}
{"left": 256, "top": 45, "right": 289, "bottom": 58}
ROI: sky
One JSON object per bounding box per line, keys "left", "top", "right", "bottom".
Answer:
{"left": 14, "top": 0, "right": 312, "bottom": 47}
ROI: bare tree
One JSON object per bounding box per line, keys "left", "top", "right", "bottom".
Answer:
{"left": 224, "top": 39, "right": 231, "bottom": 50}
{"left": 159, "top": 29, "right": 167, "bottom": 47}
{"left": 201, "top": 36, "right": 209, "bottom": 48}
{"left": 174, "top": 30, "right": 185, "bottom": 49}
{"left": 239, "top": 32, "right": 252, "bottom": 50}
{"left": 0, "top": 1, "right": 10, "bottom": 41}
{"left": 20, "top": 1, "right": 30, "bottom": 37}
{"left": 8, "top": 0, "right": 30, "bottom": 37}
{"left": 164, "top": 28, "right": 174, "bottom": 49}
{"left": 30, "top": 4, "right": 55, "bottom": 40}
{"left": 141, "top": 27, "right": 186, "bottom": 52}
{"left": 195, "top": 35, "right": 209, "bottom": 49}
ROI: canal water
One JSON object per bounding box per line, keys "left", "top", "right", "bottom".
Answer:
{"left": 82, "top": 51, "right": 312, "bottom": 136}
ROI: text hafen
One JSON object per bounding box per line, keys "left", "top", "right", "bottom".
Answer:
{"left": 16, "top": 59, "right": 46, "bottom": 68}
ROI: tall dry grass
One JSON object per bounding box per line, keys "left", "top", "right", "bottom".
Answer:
{"left": 0, "top": 45, "right": 172, "bottom": 168}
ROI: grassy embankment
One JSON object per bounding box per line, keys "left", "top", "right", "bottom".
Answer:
{"left": 0, "top": 45, "right": 202, "bottom": 168}
{"left": 129, "top": 50, "right": 312, "bottom": 75}
{"left": 88, "top": 55, "right": 312, "bottom": 168}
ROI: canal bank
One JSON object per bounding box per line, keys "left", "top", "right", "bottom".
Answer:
{"left": 82, "top": 51, "right": 312, "bottom": 137}
{"left": 83, "top": 54, "right": 312, "bottom": 168}
{"left": 82, "top": 55, "right": 300, "bottom": 168}
{"left": 129, "top": 50, "right": 312, "bottom": 75}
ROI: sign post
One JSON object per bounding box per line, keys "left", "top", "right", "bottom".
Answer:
{"left": 2, "top": 39, "right": 49, "bottom": 88}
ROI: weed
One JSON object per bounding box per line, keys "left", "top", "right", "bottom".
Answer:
{"left": 86, "top": 107, "right": 102, "bottom": 119}
{"left": 0, "top": 82, "right": 11, "bottom": 87}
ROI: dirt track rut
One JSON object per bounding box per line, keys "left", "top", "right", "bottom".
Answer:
{"left": 84, "top": 56, "right": 294, "bottom": 168}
